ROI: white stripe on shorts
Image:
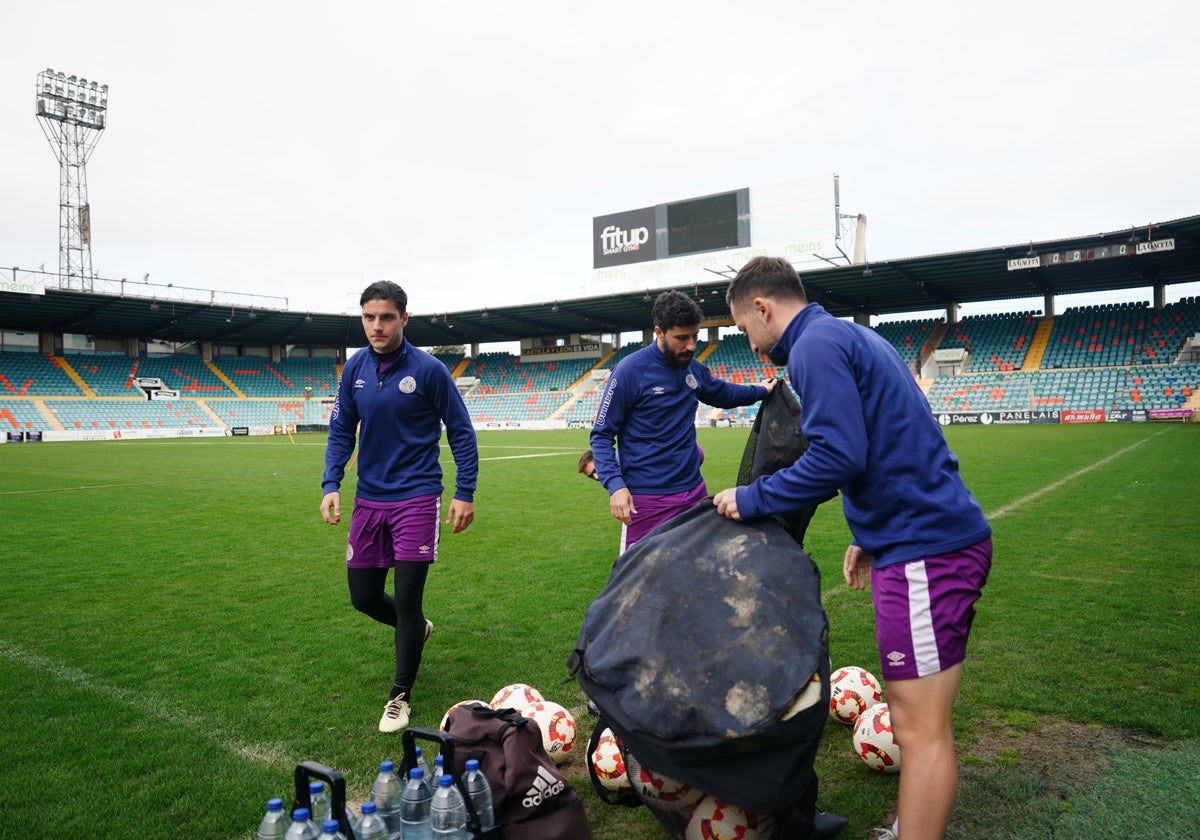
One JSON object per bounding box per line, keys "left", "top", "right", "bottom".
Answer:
{"left": 905, "top": 560, "right": 941, "bottom": 677}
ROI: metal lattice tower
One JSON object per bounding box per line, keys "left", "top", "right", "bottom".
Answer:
{"left": 36, "top": 68, "right": 109, "bottom": 291}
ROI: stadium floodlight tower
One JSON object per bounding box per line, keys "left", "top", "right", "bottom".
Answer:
{"left": 35, "top": 68, "right": 109, "bottom": 291}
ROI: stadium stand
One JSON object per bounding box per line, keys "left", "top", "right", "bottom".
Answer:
{"left": 943, "top": 312, "right": 1040, "bottom": 373}
{"left": 873, "top": 317, "right": 945, "bottom": 370}
{"left": 3, "top": 301, "right": 1198, "bottom": 436}
{"left": 0, "top": 350, "right": 83, "bottom": 396}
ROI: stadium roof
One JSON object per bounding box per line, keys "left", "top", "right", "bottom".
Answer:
{"left": 3, "top": 214, "right": 1198, "bottom": 349}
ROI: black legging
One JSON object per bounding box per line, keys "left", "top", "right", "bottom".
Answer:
{"left": 347, "top": 562, "right": 431, "bottom": 697}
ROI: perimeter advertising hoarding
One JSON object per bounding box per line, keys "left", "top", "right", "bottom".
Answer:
{"left": 935, "top": 409, "right": 1155, "bottom": 425}
{"left": 592, "top": 176, "right": 833, "bottom": 289}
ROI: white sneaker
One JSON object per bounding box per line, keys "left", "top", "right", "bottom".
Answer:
{"left": 424, "top": 619, "right": 434, "bottom": 642}
{"left": 379, "top": 696, "right": 411, "bottom": 733}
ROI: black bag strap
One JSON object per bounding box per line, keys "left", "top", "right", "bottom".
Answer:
{"left": 584, "top": 720, "right": 643, "bottom": 809}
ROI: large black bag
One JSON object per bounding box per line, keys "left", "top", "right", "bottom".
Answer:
{"left": 568, "top": 502, "right": 830, "bottom": 816}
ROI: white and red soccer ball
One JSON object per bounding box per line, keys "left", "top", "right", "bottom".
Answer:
{"left": 828, "top": 666, "right": 883, "bottom": 725}
{"left": 439, "top": 699, "right": 489, "bottom": 731}
{"left": 490, "top": 683, "right": 544, "bottom": 709}
{"left": 853, "top": 702, "right": 901, "bottom": 773}
{"left": 685, "top": 794, "right": 774, "bottom": 840}
{"left": 624, "top": 751, "right": 704, "bottom": 811}
{"left": 589, "top": 726, "right": 631, "bottom": 793}
{"left": 519, "top": 700, "right": 577, "bottom": 765}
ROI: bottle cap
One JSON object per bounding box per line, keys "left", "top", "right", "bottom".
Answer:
{"left": 310, "top": 781, "right": 324, "bottom": 793}
{"left": 361, "top": 802, "right": 377, "bottom": 814}
{"left": 267, "top": 798, "right": 284, "bottom": 810}
{"left": 465, "top": 759, "right": 480, "bottom": 771}
{"left": 379, "top": 760, "right": 395, "bottom": 772}
{"left": 410, "top": 767, "right": 424, "bottom": 779}
{"left": 438, "top": 775, "right": 453, "bottom": 787}
{"left": 322, "top": 819, "right": 339, "bottom": 832}
{"left": 293, "top": 807, "right": 310, "bottom": 820}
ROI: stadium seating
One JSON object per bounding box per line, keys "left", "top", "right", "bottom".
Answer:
{"left": 0, "top": 399, "right": 50, "bottom": 431}
{"left": 0, "top": 350, "right": 84, "bottom": 396}
{"left": 873, "top": 317, "right": 945, "bottom": 370}
{"left": 943, "top": 312, "right": 1039, "bottom": 372}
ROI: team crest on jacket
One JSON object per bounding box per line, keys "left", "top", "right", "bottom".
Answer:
{"left": 685, "top": 373, "right": 698, "bottom": 389}
{"left": 398, "top": 376, "right": 417, "bottom": 394}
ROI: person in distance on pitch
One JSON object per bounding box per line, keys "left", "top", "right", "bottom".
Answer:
{"left": 321, "top": 280, "right": 479, "bottom": 734}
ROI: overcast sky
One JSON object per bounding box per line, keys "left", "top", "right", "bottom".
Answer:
{"left": 3, "top": 0, "right": 1198, "bottom": 329}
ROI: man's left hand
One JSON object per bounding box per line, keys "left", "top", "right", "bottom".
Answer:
{"left": 713, "top": 488, "right": 742, "bottom": 521}
{"left": 446, "top": 499, "right": 475, "bottom": 533}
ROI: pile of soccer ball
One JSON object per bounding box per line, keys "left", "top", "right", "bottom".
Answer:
{"left": 829, "top": 665, "right": 901, "bottom": 773}
{"left": 590, "top": 727, "right": 774, "bottom": 838}
{"left": 440, "top": 683, "right": 577, "bottom": 766}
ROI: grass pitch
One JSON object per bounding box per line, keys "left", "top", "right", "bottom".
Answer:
{"left": 1, "top": 423, "right": 1197, "bottom": 839}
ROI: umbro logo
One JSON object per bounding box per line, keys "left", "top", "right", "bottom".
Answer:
{"left": 354, "top": 378, "right": 366, "bottom": 389}
{"left": 886, "top": 651, "right": 906, "bottom": 666}
{"left": 522, "top": 765, "right": 565, "bottom": 809}
{"left": 651, "top": 386, "right": 665, "bottom": 395}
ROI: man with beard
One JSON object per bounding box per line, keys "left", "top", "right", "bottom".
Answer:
{"left": 590, "top": 290, "right": 775, "bottom": 551}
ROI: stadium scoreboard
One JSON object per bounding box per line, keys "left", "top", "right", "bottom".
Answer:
{"left": 592, "top": 176, "right": 834, "bottom": 288}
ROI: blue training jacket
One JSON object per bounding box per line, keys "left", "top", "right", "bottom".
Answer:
{"left": 735, "top": 303, "right": 990, "bottom": 567}
{"left": 591, "top": 341, "right": 767, "bottom": 496}
{"left": 322, "top": 341, "right": 478, "bottom": 503}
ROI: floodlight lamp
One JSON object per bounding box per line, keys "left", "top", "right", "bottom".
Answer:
{"left": 862, "top": 267, "right": 873, "bottom": 278}
{"left": 248, "top": 310, "right": 256, "bottom": 319}
{"left": 1127, "top": 229, "right": 1137, "bottom": 244}
{"left": 551, "top": 302, "right": 559, "bottom": 312}
{"left": 149, "top": 301, "right": 159, "bottom": 311}
{"left": 304, "top": 313, "right": 313, "bottom": 322}
{"left": 643, "top": 293, "right": 652, "bottom": 302}
{"left": 480, "top": 309, "right": 489, "bottom": 318}
{"left": 430, "top": 316, "right": 438, "bottom": 324}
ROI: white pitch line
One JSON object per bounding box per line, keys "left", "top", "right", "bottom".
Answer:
{"left": 0, "top": 639, "right": 290, "bottom": 767}
{"left": 985, "top": 429, "right": 1168, "bottom": 521}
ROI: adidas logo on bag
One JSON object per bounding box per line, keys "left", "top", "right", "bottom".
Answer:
{"left": 522, "top": 765, "right": 566, "bottom": 809}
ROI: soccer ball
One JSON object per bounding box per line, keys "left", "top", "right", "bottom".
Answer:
{"left": 519, "top": 700, "right": 577, "bottom": 765}
{"left": 491, "top": 683, "right": 545, "bottom": 709}
{"left": 829, "top": 666, "right": 883, "bottom": 724}
{"left": 589, "top": 727, "right": 631, "bottom": 793}
{"left": 853, "top": 702, "right": 901, "bottom": 773}
{"left": 782, "top": 670, "right": 825, "bottom": 720}
{"left": 624, "top": 751, "right": 703, "bottom": 811}
{"left": 685, "top": 795, "right": 774, "bottom": 840}
{"left": 439, "top": 699, "right": 489, "bottom": 731}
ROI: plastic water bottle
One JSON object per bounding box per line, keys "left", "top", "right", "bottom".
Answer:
{"left": 309, "top": 781, "right": 332, "bottom": 825}
{"left": 399, "top": 767, "right": 434, "bottom": 840}
{"left": 431, "top": 753, "right": 444, "bottom": 786}
{"left": 370, "top": 760, "right": 403, "bottom": 838}
{"left": 317, "top": 817, "right": 347, "bottom": 840}
{"left": 355, "top": 801, "right": 389, "bottom": 840}
{"left": 413, "top": 745, "right": 432, "bottom": 783}
{"left": 430, "top": 775, "right": 468, "bottom": 839}
{"left": 463, "top": 759, "right": 495, "bottom": 832}
{"left": 284, "top": 807, "right": 320, "bottom": 840}
{"left": 256, "top": 797, "right": 290, "bottom": 839}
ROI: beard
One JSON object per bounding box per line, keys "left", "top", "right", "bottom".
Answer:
{"left": 668, "top": 349, "right": 694, "bottom": 369}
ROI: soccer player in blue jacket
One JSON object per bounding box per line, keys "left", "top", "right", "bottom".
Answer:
{"left": 590, "top": 290, "right": 775, "bottom": 551}
{"left": 713, "top": 257, "right": 992, "bottom": 840}
{"left": 321, "top": 280, "right": 478, "bottom": 733}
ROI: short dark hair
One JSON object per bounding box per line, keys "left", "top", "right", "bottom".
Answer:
{"left": 360, "top": 280, "right": 408, "bottom": 313}
{"left": 577, "top": 449, "right": 594, "bottom": 474}
{"left": 652, "top": 290, "right": 704, "bottom": 332}
{"left": 727, "top": 257, "right": 807, "bottom": 309}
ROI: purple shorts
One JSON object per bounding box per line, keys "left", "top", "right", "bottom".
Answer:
{"left": 621, "top": 482, "right": 708, "bottom": 552}
{"left": 346, "top": 493, "right": 441, "bottom": 568}
{"left": 872, "top": 537, "right": 992, "bottom": 680}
